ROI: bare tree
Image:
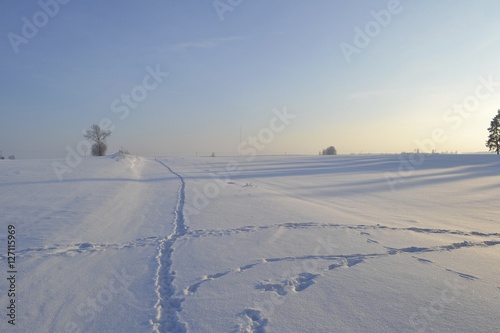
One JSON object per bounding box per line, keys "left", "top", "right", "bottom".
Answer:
{"left": 84, "top": 124, "right": 111, "bottom": 156}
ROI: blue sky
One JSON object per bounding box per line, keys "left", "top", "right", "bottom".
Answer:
{"left": 1, "top": 0, "right": 500, "bottom": 158}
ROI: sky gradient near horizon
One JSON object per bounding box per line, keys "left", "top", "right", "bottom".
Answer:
{"left": 2, "top": 0, "right": 500, "bottom": 158}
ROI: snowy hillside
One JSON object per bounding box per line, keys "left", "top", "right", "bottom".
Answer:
{"left": 1, "top": 154, "right": 499, "bottom": 332}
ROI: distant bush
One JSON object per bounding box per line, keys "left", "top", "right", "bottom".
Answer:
{"left": 112, "top": 148, "right": 130, "bottom": 160}
{"left": 8, "top": 155, "right": 15, "bottom": 160}
{"left": 118, "top": 147, "right": 130, "bottom": 156}
{"left": 321, "top": 146, "right": 337, "bottom": 155}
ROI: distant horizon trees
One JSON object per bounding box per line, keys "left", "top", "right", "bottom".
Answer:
{"left": 321, "top": 146, "right": 337, "bottom": 155}
{"left": 486, "top": 110, "right": 500, "bottom": 155}
{"left": 84, "top": 124, "right": 111, "bottom": 156}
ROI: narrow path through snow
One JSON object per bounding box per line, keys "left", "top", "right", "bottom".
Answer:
{"left": 151, "top": 159, "right": 189, "bottom": 333}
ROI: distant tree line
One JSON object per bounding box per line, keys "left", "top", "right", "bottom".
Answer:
{"left": 0, "top": 153, "right": 15, "bottom": 160}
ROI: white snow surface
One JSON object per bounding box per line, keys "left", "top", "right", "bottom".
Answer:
{"left": 0, "top": 154, "right": 499, "bottom": 333}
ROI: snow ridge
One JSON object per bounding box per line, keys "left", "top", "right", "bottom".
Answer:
{"left": 152, "top": 158, "right": 188, "bottom": 333}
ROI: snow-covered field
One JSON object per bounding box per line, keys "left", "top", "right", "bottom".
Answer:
{"left": 1, "top": 154, "right": 499, "bottom": 332}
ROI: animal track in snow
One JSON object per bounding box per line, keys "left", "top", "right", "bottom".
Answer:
{"left": 255, "top": 282, "right": 287, "bottom": 296}
{"left": 415, "top": 257, "right": 433, "bottom": 264}
{"left": 182, "top": 240, "right": 500, "bottom": 298}
{"left": 445, "top": 269, "right": 478, "bottom": 281}
{"left": 237, "top": 263, "right": 260, "bottom": 272}
{"left": 328, "top": 257, "right": 365, "bottom": 270}
{"left": 292, "top": 272, "right": 320, "bottom": 292}
{"left": 183, "top": 271, "right": 232, "bottom": 295}
{"left": 385, "top": 240, "right": 500, "bottom": 256}
{"left": 184, "top": 221, "right": 500, "bottom": 241}
{"left": 256, "top": 272, "right": 320, "bottom": 295}
{"left": 0, "top": 236, "right": 162, "bottom": 260}
{"left": 184, "top": 260, "right": 269, "bottom": 296}
{"left": 233, "top": 309, "right": 268, "bottom": 333}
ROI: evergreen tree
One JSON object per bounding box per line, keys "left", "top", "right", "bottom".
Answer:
{"left": 486, "top": 110, "right": 500, "bottom": 155}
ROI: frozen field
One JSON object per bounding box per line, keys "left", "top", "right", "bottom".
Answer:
{"left": 0, "top": 154, "right": 499, "bottom": 332}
